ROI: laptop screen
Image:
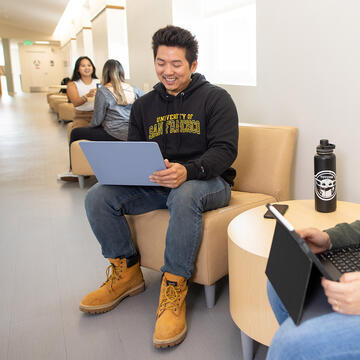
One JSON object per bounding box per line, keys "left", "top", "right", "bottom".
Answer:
{"left": 266, "top": 220, "right": 313, "bottom": 324}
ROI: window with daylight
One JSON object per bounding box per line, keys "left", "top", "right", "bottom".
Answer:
{"left": 172, "top": 0, "right": 256, "bottom": 86}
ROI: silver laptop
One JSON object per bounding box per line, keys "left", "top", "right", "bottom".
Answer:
{"left": 79, "top": 141, "right": 166, "bottom": 186}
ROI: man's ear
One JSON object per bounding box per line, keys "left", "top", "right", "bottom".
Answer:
{"left": 190, "top": 60, "right": 198, "bottom": 73}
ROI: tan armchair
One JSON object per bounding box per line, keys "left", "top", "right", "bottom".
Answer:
{"left": 48, "top": 94, "right": 68, "bottom": 112}
{"left": 46, "top": 92, "right": 58, "bottom": 104}
{"left": 71, "top": 140, "right": 94, "bottom": 188}
{"left": 126, "top": 124, "right": 298, "bottom": 308}
{"left": 58, "top": 102, "right": 75, "bottom": 123}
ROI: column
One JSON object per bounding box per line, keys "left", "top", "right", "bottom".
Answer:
{"left": 91, "top": 5, "right": 129, "bottom": 78}
{"left": 1, "top": 38, "right": 15, "bottom": 95}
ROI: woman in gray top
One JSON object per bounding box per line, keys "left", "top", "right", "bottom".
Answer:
{"left": 70, "top": 59, "right": 144, "bottom": 143}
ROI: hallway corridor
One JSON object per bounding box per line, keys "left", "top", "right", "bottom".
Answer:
{"left": 0, "top": 93, "right": 267, "bottom": 360}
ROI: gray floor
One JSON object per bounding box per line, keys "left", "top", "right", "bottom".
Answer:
{"left": 0, "top": 93, "right": 268, "bottom": 360}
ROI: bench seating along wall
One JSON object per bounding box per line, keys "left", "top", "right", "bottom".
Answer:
{"left": 71, "top": 124, "right": 297, "bottom": 306}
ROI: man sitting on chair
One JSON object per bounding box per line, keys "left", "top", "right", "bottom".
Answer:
{"left": 79, "top": 25, "right": 239, "bottom": 348}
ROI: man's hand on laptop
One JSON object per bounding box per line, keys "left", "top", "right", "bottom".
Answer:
{"left": 150, "top": 159, "right": 187, "bottom": 188}
{"left": 296, "top": 228, "right": 331, "bottom": 254}
{"left": 322, "top": 272, "right": 360, "bottom": 315}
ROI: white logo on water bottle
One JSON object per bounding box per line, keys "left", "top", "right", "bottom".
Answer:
{"left": 315, "top": 170, "right": 336, "bottom": 201}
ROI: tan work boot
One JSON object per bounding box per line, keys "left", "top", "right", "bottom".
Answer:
{"left": 79, "top": 257, "right": 145, "bottom": 314}
{"left": 153, "top": 272, "right": 188, "bottom": 348}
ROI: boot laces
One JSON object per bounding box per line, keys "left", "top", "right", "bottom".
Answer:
{"left": 158, "top": 282, "right": 181, "bottom": 315}
{"left": 101, "top": 263, "right": 123, "bottom": 290}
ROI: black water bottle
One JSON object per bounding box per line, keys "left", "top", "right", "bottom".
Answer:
{"left": 314, "top": 139, "right": 336, "bottom": 212}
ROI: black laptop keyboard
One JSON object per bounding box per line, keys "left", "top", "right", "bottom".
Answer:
{"left": 319, "top": 245, "right": 360, "bottom": 273}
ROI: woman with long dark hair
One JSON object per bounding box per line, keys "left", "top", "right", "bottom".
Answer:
{"left": 67, "top": 56, "right": 100, "bottom": 130}
{"left": 58, "top": 59, "right": 144, "bottom": 182}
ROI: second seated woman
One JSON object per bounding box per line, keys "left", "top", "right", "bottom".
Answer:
{"left": 66, "top": 56, "right": 100, "bottom": 132}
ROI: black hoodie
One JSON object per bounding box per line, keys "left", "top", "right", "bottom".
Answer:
{"left": 128, "top": 73, "right": 239, "bottom": 185}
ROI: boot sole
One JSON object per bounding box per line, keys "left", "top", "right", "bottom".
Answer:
{"left": 79, "top": 282, "right": 145, "bottom": 314}
{"left": 153, "top": 325, "right": 187, "bottom": 348}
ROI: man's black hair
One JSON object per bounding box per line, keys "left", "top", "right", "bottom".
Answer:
{"left": 152, "top": 25, "right": 198, "bottom": 66}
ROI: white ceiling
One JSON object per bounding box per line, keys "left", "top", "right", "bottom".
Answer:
{"left": 0, "top": 0, "right": 68, "bottom": 39}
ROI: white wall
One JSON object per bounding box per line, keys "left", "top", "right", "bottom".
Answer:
{"left": 126, "top": 0, "right": 172, "bottom": 89}
{"left": 60, "top": 40, "right": 79, "bottom": 78}
{"left": 61, "top": 42, "right": 72, "bottom": 78}
{"left": 10, "top": 40, "right": 22, "bottom": 93}
{"left": 70, "top": 39, "right": 78, "bottom": 70}
{"left": 106, "top": 8, "right": 130, "bottom": 78}
{"left": 221, "top": 0, "right": 360, "bottom": 203}
{"left": 91, "top": 5, "right": 130, "bottom": 79}
{"left": 76, "top": 28, "right": 94, "bottom": 60}
{"left": 18, "top": 44, "right": 65, "bottom": 92}
{"left": 83, "top": 29, "right": 94, "bottom": 60}
{"left": 76, "top": 31, "right": 85, "bottom": 57}
{"left": 1, "top": 39, "right": 14, "bottom": 94}
{"left": 91, "top": 10, "right": 109, "bottom": 77}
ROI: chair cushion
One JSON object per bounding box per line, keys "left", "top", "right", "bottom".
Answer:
{"left": 49, "top": 94, "right": 67, "bottom": 110}
{"left": 126, "top": 191, "right": 276, "bottom": 285}
{"left": 52, "top": 98, "right": 68, "bottom": 113}
{"left": 46, "top": 92, "right": 58, "bottom": 104}
{"left": 70, "top": 140, "right": 94, "bottom": 175}
{"left": 58, "top": 102, "right": 75, "bottom": 121}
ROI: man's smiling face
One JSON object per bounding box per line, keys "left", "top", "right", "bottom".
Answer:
{"left": 155, "top": 45, "right": 197, "bottom": 96}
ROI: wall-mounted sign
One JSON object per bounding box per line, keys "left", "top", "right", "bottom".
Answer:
{"left": 24, "top": 40, "right": 32, "bottom": 46}
{"left": 33, "top": 59, "right": 41, "bottom": 69}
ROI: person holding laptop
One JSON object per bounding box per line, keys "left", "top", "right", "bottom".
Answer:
{"left": 80, "top": 25, "right": 238, "bottom": 348}
{"left": 267, "top": 220, "right": 360, "bottom": 360}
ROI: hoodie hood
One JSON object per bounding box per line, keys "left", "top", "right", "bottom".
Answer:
{"left": 153, "top": 73, "right": 208, "bottom": 101}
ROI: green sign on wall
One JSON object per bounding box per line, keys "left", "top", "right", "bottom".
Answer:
{"left": 24, "top": 40, "right": 32, "bottom": 46}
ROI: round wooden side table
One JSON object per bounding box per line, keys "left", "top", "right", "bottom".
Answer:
{"left": 228, "top": 200, "right": 360, "bottom": 360}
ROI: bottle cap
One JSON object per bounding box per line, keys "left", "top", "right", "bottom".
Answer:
{"left": 317, "top": 139, "right": 335, "bottom": 154}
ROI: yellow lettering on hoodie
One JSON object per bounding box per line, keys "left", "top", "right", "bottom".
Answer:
{"left": 149, "top": 122, "right": 164, "bottom": 139}
{"left": 150, "top": 114, "right": 200, "bottom": 138}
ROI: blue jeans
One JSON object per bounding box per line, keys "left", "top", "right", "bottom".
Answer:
{"left": 266, "top": 281, "right": 360, "bottom": 360}
{"left": 85, "top": 177, "right": 231, "bottom": 279}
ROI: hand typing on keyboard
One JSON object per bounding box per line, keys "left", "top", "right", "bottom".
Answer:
{"left": 297, "top": 227, "right": 360, "bottom": 315}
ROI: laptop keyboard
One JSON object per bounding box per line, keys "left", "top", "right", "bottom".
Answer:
{"left": 319, "top": 245, "right": 360, "bottom": 273}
